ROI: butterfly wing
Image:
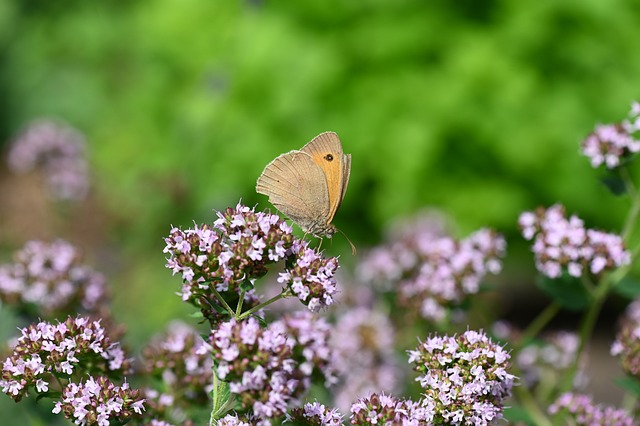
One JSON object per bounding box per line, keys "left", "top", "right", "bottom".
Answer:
{"left": 300, "top": 132, "right": 350, "bottom": 222}
{"left": 256, "top": 150, "right": 330, "bottom": 233}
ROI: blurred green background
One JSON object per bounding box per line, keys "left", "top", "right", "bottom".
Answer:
{"left": 1, "top": 0, "right": 640, "bottom": 419}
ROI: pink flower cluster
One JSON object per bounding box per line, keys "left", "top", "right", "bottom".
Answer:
{"left": 209, "top": 317, "right": 296, "bottom": 424}
{"left": 7, "top": 119, "right": 90, "bottom": 200}
{"left": 276, "top": 240, "right": 339, "bottom": 312}
{"left": 164, "top": 204, "right": 339, "bottom": 318}
{"left": 53, "top": 376, "right": 145, "bottom": 426}
{"left": 358, "top": 215, "right": 505, "bottom": 321}
{"left": 581, "top": 101, "right": 640, "bottom": 169}
{"left": 350, "top": 393, "right": 432, "bottom": 425}
{"left": 1, "top": 316, "right": 131, "bottom": 402}
{"left": 210, "top": 314, "right": 339, "bottom": 424}
{"left": 519, "top": 204, "right": 630, "bottom": 279}
{"left": 548, "top": 393, "right": 634, "bottom": 425}
{"left": 611, "top": 299, "right": 640, "bottom": 378}
{"left": 408, "top": 330, "right": 515, "bottom": 425}
{"left": 516, "top": 330, "right": 585, "bottom": 389}
{"left": 0, "top": 239, "right": 108, "bottom": 319}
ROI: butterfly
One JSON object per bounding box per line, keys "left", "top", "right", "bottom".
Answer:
{"left": 256, "top": 131, "right": 355, "bottom": 253}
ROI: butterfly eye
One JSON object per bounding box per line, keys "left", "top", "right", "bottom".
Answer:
{"left": 324, "top": 153, "right": 334, "bottom": 162}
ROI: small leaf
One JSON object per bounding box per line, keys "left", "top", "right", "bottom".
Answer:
{"left": 613, "top": 277, "right": 640, "bottom": 299}
{"left": 600, "top": 175, "right": 627, "bottom": 196}
{"left": 615, "top": 376, "right": 640, "bottom": 397}
{"left": 211, "top": 380, "right": 234, "bottom": 419}
{"left": 503, "top": 404, "right": 536, "bottom": 425}
{"left": 240, "top": 279, "right": 255, "bottom": 292}
{"left": 536, "top": 273, "right": 591, "bottom": 311}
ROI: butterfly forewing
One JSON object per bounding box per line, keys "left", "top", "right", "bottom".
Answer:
{"left": 256, "top": 151, "right": 331, "bottom": 232}
{"left": 300, "top": 132, "right": 349, "bottom": 222}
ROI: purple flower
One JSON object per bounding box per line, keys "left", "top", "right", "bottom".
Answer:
{"left": 7, "top": 119, "right": 90, "bottom": 200}
{"left": 358, "top": 212, "right": 505, "bottom": 322}
{"left": 210, "top": 317, "right": 297, "bottom": 422}
{"left": 53, "top": 376, "right": 145, "bottom": 425}
{"left": 288, "top": 401, "right": 344, "bottom": 425}
{"left": 163, "top": 204, "right": 340, "bottom": 323}
{"left": 581, "top": 101, "right": 640, "bottom": 169}
{"left": 408, "top": 330, "right": 515, "bottom": 425}
{"left": 519, "top": 205, "right": 630, "bottom": 279}
{"left": 0, "top": 240, "right": 109, "bottom": 319}
{"left": 277, "top": 240, "right": 339, "bottom": 312}
{"left": 514, "top": 329, "right": 586, "bottom": 389}
{"left": 548, "top": 392, "right": 635, "bottom": 425}
{"left": 0, "top": 316, "right": 132, "bottom": 402}
{"left": 349, "top": 393, "right": 432, "bottom": 425}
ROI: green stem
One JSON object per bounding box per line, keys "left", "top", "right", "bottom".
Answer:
{"left": 621, "top": 167, "right": 640, "bottom": 241}
{"left": 560, "top": 273, "right": 616, "bottom": 393}
{"left": 209, "top": 368, "right": 219, "bottom": 426}
{"left": 211, "top": 287, "right": 235, "bottom": 316}
{"left": 511, "top": 378, "right": 553, "bottom": 426}
{"left": 516, "top": 302, "right": 561, "bottom": 350}
{"left": 237, "top": 291, "right": 289, "bottom": 320}
{"left": 235, "top": 289, "right": 246, "bottom": 319}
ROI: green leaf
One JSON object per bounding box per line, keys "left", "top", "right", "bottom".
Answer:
{"left": 211, "top": 370, "right": 234, "bottom": 421}
{"left": 240, "top": 278, "right": 255, "bottom": 292}
{"left": 614, "top": 376, "right": 640, "bottom": 397}
{"left": 600, "top": 175, "right": 627, "bottom": 196}
{"left": 189, "top": 310, "right": 204, "bottom": 319}
{"left": 503, "top": 404, "right": 536, "bottom": 425}
{"left": 613, "top": 277, "right": 640, "bottom": 299}
{"left": 536, "top": 273, "right": 591, "bottom": 311}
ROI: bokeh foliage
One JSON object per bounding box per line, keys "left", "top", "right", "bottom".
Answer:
{"left": 2, "top": 0, "right": 640, "bottom": 380}
{"left": 2, "top": 0, "right": 640, "bottom": 422}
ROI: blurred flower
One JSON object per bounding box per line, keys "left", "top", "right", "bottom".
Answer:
{"left": 350, "top": 393, "right": 431, "bottom": 425}
{"left": 288, "top": 401, "right": 343, "bottom": 425}
{"left": 408, "top": 330, "right": 515, "bottom": 425}
{"left": 330, "top": 307, "right": 401, "bottom": 412}
{"left": 209, "top": 317, "right": 297, "bottom": 423}
{"left": 7, "top": 119, "right": 90, "bottom": 200}
{"left": 358, "top": 213, "right": 505, "bottom": 321}
{"left": 611, "top": 299, "right": 640, "bottom": 378}
{"left": 581, "top": 101, "right": 640, "bottom": 169}
{"left": 519, "top": 204, "right": 630, "bottom": 279}
{"left": 516, "top": 330, "right": 587, "bottom": 390}
{"left": 548, "top": 392, "right": 634, "bottom": 425}
{"left": 141, "top": 322, "right": 213, "bottom": 405}
{"left": 275, "top": 311, "right": 338, "bottom": 396}
{"left": 356, "top": 211, "right": 449, "bottom": 286}
{"left": 52, "top": 376, "right": 144, "bottom": 425}
{"left": 1, "top": 316, "right": 132, "bottom": 402}
{"left": 164, "top": 204, "right": 340, "bottom": 323}
{"left": 0, "top": 239, "right": 109, "bottom": 319}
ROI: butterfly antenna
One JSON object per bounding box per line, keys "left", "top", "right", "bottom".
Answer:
{"left": 337, "top": 227, "right": 357, "bottom": 256}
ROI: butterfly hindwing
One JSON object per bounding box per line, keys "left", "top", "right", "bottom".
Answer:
{"left": 300, "top": 132, "right": 350, "bottom": 222}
